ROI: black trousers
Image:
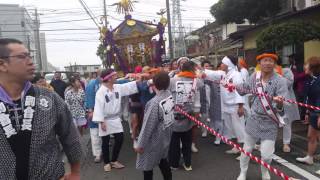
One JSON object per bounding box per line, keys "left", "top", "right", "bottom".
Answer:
{"left": 169, "top": 129, "right": 192, "bottom": 168}
{"left": 143, "top": 159, "right": 172, "bottom": 180}
{"left": 101, "top": 132, "right": 124, "bottom": 164}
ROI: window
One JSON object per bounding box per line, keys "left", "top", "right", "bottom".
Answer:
{"left": 82, "top": 66, "right": 87, "bottom": 71}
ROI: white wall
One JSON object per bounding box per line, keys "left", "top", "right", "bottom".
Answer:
{"left": 222, "top": 23, "right": 241, "bottom": 40}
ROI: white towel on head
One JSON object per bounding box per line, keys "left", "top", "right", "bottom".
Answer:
{"left": 177, "top": 57, "right": 190, "bottom": 65}
{"left": 222, "top": 56, "right": 237, "bottom": 71}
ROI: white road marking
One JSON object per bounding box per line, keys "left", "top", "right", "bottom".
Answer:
{"left": 273, "top": 154, "right": 320, "bottom": 180}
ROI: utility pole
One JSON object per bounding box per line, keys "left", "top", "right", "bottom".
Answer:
{"left": 172, "top": 0, "right": 186, "bottom": 58}
{"left": 103, "top": 0, "right": 108, "bottom": 26}
{"left": 166, "top": 0, "right": 173, "bottom": 59}
{"left": 27, "top": 34, "right": 31, "bottom": 52}
{"left": 34, "top": 8, "right": 42, "bottom": 71}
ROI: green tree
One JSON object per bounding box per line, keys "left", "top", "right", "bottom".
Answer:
{"left": 96, "top": 43, "right": 107, "bottom": 67}
{"left": 210, "top": 0, "right": 281, "bottom": 24}
{"left": 256, "top": 21, "right": 320, "bottom": 53}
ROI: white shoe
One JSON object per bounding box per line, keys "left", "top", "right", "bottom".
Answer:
{"left": 191, "top": 143, "right": 199, "bottom": 153}
{"left": 201, "top": 131, "right": 207, "bottom": 137}
{"left": 214, "top": 138, "right": 221, "bottom": 145}
{"left": 254, "top": 144, "right": 260, "bottom": 151}
{"left": 94, "top": 156, "right": 101, "bottom": 163}
{"left": 104, "top": 164, "right": 111, "bottom": 172}
{"left": 283, "top": 144, "right": 291, "bottom": 153}
{"left": 236, "top": 155, "right": 241, "bottom": 161}
{"left": 170, "top": 166, "right": 178, "bottom": 171}
{"left": 236, "top": 173, "right": 246, "bottom": 180}
{"left": 296, "top": 156, "right": 314, "bottom": 165}
{"left": 183, "top": 164, "right": 192, "bottom": 171}
{"left": 225, "top": 147, "right": 240, "bottom": 154}
{"left": 261, "top": 170, "right": 271, "bottom": 180}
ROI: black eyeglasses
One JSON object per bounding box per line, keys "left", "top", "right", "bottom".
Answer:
{"left": 0, "top": 53, "right": 33, "bottom": 60}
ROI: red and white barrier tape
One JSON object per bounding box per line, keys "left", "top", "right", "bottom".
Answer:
{"left": 175, "top": 106, "right": 292, "bottom": 180}
{"left": 205, "top": 77, "right": 320, "bottom": 111}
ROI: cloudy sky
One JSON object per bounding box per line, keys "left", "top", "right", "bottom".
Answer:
{"left": 1, "top": 0, "right": 217, "bottom": 69}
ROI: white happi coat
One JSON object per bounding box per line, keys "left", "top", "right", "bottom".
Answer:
{"left": 93, "top": 81, "right": 138, "bottom": 136}
{"left": 240, "top": 68, "right": 251, "bottom": 116}
{"left": 221, "top": 69, "right": 245, "bottom": 112}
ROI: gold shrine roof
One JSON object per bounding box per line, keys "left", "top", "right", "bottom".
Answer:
{"left": 113, "top": 18, "right": 158, "bottom": 41}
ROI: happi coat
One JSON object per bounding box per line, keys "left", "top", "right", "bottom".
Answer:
{"left": 170, "top": 76, "right": 202, "bottom": 132}
{"left": 93, "top": 81, "right": 138, "bottom": 136}
{"left": 220, "top": 68, "right": 245, "bottom": 112}
{"left": 241, "top": 72, "right": 289, "bottom": 141}
{"left": 282, "top": 68, "right": 300, "bottom": 122}
{"left": 203, "top": 70, "right": 225, "bottom": 130}
{"left": 0, "top": 83, "right": 82, "bottom": 180}
{"left": 136, "top": 90, "right": 174, "bottom": 171}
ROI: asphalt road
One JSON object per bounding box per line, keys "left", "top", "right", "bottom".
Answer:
{"left": 77, "top": 122, "right": 320, "bottom": 180}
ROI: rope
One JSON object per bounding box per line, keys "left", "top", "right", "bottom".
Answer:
{"left": 175, "top": 106, "right": 292, "bottom": 180}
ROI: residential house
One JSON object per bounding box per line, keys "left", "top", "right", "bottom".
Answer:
{"left": 229, "top": 1, "right": 320, "bottom": 67}
{"left": 185, "top": 21, "right": 251, "bottom": 67}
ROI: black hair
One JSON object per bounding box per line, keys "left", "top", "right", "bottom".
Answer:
{"left": 181, "top": 61, "right": 196, "bottom": 72}
{"left": 216, "top": 62, "right": 223, "bottom": 69}
{"left": 31, "top": 73, "right": 44, "bottom": 84}
{"left": 0, "top": 38, "right": 23, "bottom": 58}
{"left": 68, "top": 76, "right": 78, "bottom": 87}
{"left": 100, "top": 68, "right": 115, "bottom": 82}
{"left": 153, "top": 71, "right": 170, "bottom": 90}
{"left": 201, "top": 60, "right": 211, "bottom": 67}
{"left": 170, "top": 58, "right": 178, "bottom": 68}
{"left": 227, "top": 55, "right": 238, "bottom": 66}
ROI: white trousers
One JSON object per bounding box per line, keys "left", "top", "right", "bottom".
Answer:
{"left": 223, "top": 111, "right": 246, "bottom": 143}
{"left": 90, "top": 128, "right": 102, "bottom": 157}
{"left": 239, "top": 134, "right": 275, "bottom": 176}
{"left": 283, "top": 121, "right": 292, "bottom": 145}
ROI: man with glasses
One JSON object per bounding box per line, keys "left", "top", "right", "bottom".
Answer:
{"left": 0, "top": 38, "right": 82, "bottom": 180}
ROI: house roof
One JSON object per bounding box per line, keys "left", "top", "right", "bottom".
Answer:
{"left": 190, "top": 22, "right": 221, "bottom": 35}
{"left": 229, "top": 4, "right": 320, "bottom": 39}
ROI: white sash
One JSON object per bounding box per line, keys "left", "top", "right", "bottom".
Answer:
{"left": 255, "top": 72, "right": 285, "bottom": 127}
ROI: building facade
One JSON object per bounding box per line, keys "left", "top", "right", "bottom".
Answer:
{"left": 230, "top": 2, "right": 320, "bottom": 67}
{"left": 0, "top": 4, "right": 47, "bottom": 71}
{"left": 64, "top": 64, "right": 102, "bottom": 75}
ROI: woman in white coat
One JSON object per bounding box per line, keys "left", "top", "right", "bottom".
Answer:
{"left": 93, "top": 69, "right": 141, "bottom": 172}
{"left": 220, "top": 56, "right": 246, "bottom": 154}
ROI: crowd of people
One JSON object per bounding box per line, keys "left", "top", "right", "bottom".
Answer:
{"left": 1, "top": 38, "right": 320, "bottom": 180}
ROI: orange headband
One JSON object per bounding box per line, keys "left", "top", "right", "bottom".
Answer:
{"left": 239, "top": 59, "right": 248, "bottom": 69}
{"left": 148, "top": 68, "right": 160, "bottom": 74}
{"left": 256, "top": 53, "right": 278, "bottom": 61}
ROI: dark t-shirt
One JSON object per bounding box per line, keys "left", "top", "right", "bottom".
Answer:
{"left": 50, "top": 79, "right": 67, "bottom": 99}
{"left": 3, "top": 88, "right": 34, "bottom": 180}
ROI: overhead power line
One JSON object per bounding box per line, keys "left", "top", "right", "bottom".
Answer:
{"left": 1, "top": 28, "right": 99, "bottom": 32}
